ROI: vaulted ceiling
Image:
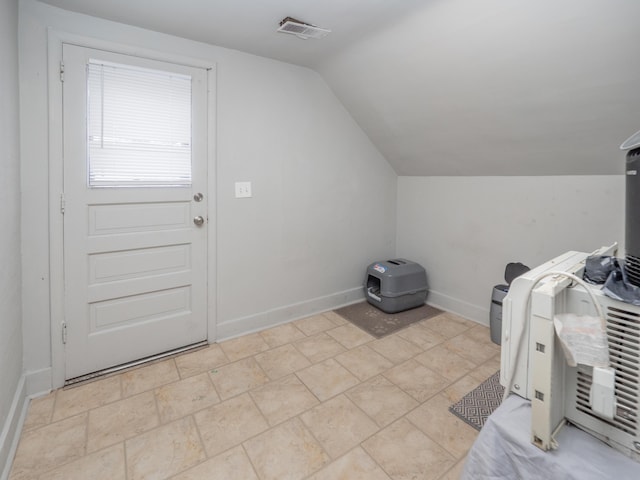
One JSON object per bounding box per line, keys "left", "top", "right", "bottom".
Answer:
{"left": 39, "top": 0, "right": 640, "bottom": 175}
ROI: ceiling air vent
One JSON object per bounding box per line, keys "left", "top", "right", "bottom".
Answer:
{"left": 277, "top": 17, "right": 331, "bottom": 40}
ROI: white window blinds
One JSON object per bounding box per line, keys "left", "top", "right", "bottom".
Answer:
{"left": 87, "top": 59, "right": 192, "bottom": 187}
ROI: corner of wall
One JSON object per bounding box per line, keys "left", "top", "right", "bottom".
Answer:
{"left": 427, "top": 290, "right": 489, "bottom": 327}
{"left": 24, "top": 368, "right": 52, "bottom": 398}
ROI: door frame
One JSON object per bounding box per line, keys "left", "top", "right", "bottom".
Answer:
{"left": 47, "top": 29, "right": 217, "bottom": 389}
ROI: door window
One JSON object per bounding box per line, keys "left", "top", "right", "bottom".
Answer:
{"left": 87, "top": 59, "right": 192, "bottom": 187}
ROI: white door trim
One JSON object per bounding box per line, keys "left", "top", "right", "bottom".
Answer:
{"left": 47, "top": 29, "right": 217, "bottom": 389}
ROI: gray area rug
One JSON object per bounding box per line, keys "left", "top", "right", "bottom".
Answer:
{"left": 334, "top": 301, "right": 442, "bottom": 339}
{"left": 449, "top": 370, "right": 504, "bottom": 431}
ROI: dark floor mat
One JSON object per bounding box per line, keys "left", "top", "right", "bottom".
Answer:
{"left": 449, "top": 371, "right": 504, "bottom": 431}
{"left": 334, "top": 301, "right": 442, "bottom": 338}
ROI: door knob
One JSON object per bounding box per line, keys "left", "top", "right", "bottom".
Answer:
{"left": 193, "top": 216, "right": 205, "bottom": 226}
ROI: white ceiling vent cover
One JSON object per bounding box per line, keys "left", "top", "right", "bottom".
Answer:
{"left": 277, "top": 17, "right": 331, "bottom": 39}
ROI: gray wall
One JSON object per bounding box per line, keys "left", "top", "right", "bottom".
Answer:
{"left": 19, "top": 0, "right": 397, "bottom": 384}
{"left": 215, "top": 53, "right": 396, "bottom": 337}
{"left": 397, "top": 176, "right": 624, "bottom": 324}
{"left": 0, "top": 0, "right": 24, "bottom": 474}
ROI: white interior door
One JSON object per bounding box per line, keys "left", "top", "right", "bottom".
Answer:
{"left": 62, "top": 44, "right": 209, "bottom": 380}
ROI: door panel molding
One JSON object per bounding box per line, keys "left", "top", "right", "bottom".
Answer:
{"left": 47, "top": 29, "right": 216, "bottom": 388}
{"left": 62, "top": 43, "right": 208, "bottom": 379}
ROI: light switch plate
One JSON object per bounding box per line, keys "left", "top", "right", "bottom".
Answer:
{"left": 235, "top": 181, "right": 252, "bottom": 198}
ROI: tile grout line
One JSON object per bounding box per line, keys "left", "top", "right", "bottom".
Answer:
{"left": 239, "top": 442, "right": 262, "bottom": 480}
{"left": 289, "top": 414, "right": 333, "bottom": 476}
{"left": 179, "top": 413, "right": 210, "bottom": 477}
{"left": 403, "top": 404, "right": 467, "bottom": 461}
{"left": 121, "top": 420, "right": 130, "bottom": 480}
{"left": 204, "top": 366, "right": 223, "bottom": 405}
{"left": 437, "top": 455, "right": 468, "bottom": 480}
{"left": 83, "top": 408, "right": 89, "bottom": 458}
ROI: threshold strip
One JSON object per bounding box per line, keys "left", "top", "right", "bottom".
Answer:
{"left": 63, "top": 340, "right": 209, "bottom": 388}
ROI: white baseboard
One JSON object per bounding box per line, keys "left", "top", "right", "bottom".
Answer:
{"left": 217, "top": 287, "right": 364, "bottom": 341}
{"left": 427, "top": 289, "right": 490, "bottom": 327}
{"left": 0, "top": 376, "right": 27, "bottom": 480}
{"left": 0, "top": 368, "right": 53, "bottom": 480}
{"left": 25, "top": 368, "right": 52, "bottom": 398}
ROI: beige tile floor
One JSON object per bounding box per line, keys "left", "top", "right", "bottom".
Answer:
{"left": 9, "top": 309, "right": 500, "bottom": 480}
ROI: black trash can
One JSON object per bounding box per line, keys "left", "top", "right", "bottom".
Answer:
{"left": 490, "top": 285, "right": 509, "bottom": 345}
{"left": 489, "top": 262, "right": 530, "bottom": 345}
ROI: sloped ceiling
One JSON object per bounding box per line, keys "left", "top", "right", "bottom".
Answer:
{"left": 39, "top": 0, "right": 640, "bottom": 175}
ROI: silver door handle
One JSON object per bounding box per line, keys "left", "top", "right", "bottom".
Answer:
{"left": 193, "top": 216, "right": 205, "bottom": 226}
